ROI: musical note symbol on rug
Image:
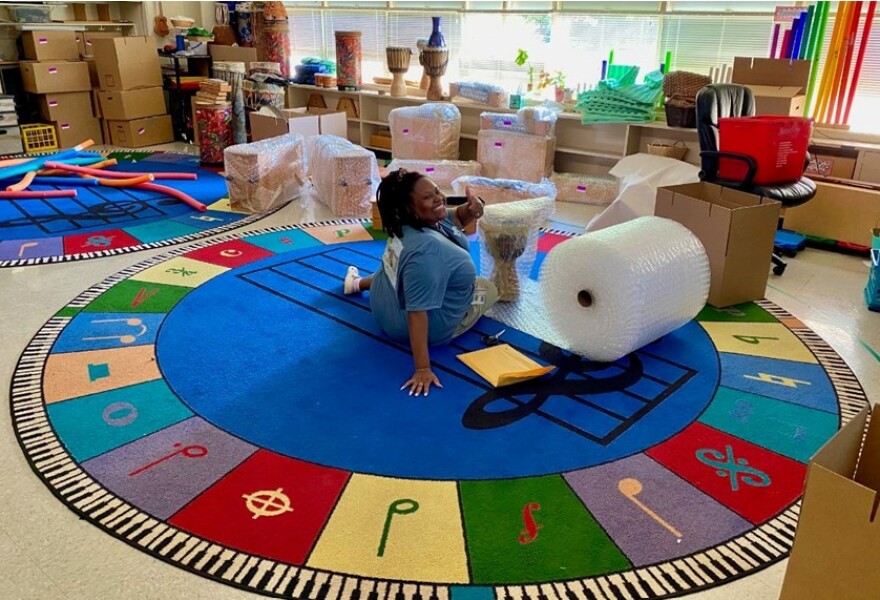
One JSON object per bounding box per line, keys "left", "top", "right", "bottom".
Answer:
{"left": 377, "top": 498, "right": 419, "bottom": 557}
{"left": 618, "top": 478, "right": 682, "bottom": 541}
{"left": 242, "top": 488, "right": 294, "bottom": 519}
{"left": 517, "top": 502, "right": 542, "bottom": 544}
{"left": 695, "top": 445, "right": 771, "bottom": 492}
{"left": 128, "top": 442, "right": 208, "bottom": 476}
{"left": 131, "top": 287, "right": 159, "bottom": 308}
{"left": 83, "top": 318, "right": 148, "bottom": 344}
{"left": 17, "top": 241, "right": 38, "bottom": 257}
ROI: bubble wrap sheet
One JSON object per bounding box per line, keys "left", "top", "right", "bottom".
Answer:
{"left": 477, "top": 130, "right": 555, "bottom": 183}
{"left": 449, "top": 81, "right": 508, "bottom": 107}
{"left": 451, "top": 176, "right": 556, "bottom": 205}
{"left": 478, "top": 197, "right": 555, "bottom": 302}
{"left": 388, "top": 103, "right": 461, "bottom": 160}
{"left": 479, "top": 106, "right": 558, "bottom": 137}
{"left": 224, "top": 133, "right": 304, "bottom": 213}
{"left": 386, "top": 159, "right": 481, "bottom": 191}
{"left": 551, "top": 172, "right": 620, "bottom": 206}
{"left": 306, "top": 135, "right": 379, "bottom": 217}
{"left": 540, "top": 216, "right": 710, "bottom": 362}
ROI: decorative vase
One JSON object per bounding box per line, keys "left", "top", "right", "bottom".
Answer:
{"left": 335, "top": 31, "right": 362, "bottom": 91}
{"left": 428, "top": 16, "right": 445, "bottom": 48}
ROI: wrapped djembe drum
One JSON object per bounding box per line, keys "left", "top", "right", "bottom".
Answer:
{"left": 420, "top": 46, "right": 449, "bottom": 101}
{"left": 386, "top": 46, "right": 412, "bottom": 97}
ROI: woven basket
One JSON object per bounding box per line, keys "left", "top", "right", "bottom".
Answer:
{"left": 647, "top": 139, "right": 688, "bottom": 161}
{"left": 665, "top": 103, "right": 696, "bottom": 128}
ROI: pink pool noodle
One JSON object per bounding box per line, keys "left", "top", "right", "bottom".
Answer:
{"left": 0, "top": 189, "right": 77, "bottom": 199}
{"left": 43, "top": 162, "right": 198, "bottom": 181}
{"left": 135, "top": 182, "right": 206, "bottom": 212}
{"left": 835, "top": 1, "right": 863, "bottom": 124}
{"left": 770, "top": 23, "right": 781, "bottom": 58}
{"left": 845, "top": 0, "right": 877, "bottom": 123}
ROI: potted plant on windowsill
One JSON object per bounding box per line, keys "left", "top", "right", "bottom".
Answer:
{"left": 515, "top": 48, "right": 534, "bottom": 91}
{"left": 552, "top": 71, "right": 566, "bottom": 103}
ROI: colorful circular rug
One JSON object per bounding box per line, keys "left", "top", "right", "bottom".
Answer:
{"left": 0, "top": 150, "right": 285, "bottom": 268}
{"left": 11, "top": 221, "right": 868, "bottom": 600}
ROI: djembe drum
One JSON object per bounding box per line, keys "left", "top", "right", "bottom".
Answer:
{"left": 386, "top": 46, "right": 412, "bottom": 98}
{"left": 480, "top": 220, "right": 530, "bottom": 302}
{"left": 420, "top": 47, "right": 449, "bottom": 101}
{"left": 416, "top": 39, "right": 429, "bottom": 89}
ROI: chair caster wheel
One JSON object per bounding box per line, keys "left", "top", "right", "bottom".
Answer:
{"left": 773, "top": 264, "right": 787, "bottom": 276}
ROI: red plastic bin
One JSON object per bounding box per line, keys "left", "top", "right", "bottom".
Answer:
{"left": 717, "top": 116, "right": 813, "bottom": 185}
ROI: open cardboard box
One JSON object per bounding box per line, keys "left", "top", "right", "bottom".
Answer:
{"left": 655, "top": 182, "right": 780, "bottom": 308}
{"left": 732, "top": 57, "right": 811, "bottom": 116}
{"left": 778, "top": 404, "right": 880, "bottom": 600}
{"left": 249, "top": 107, "right": 347, "bottom": 142}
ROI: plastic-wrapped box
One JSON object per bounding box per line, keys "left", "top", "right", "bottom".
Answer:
{"left": 551, "top": 172, "right": 619, "bottom": 206}
{"left": 224, "top": 133, "right": 304, "bottom": 213}
{"left": 479, "top": 106, "right": 558, "bottom": 137}
{"left": 477, "top": 129, "right": 555, "bottom": 183}
{"left": 449, "top": 81, "right": 508, "bottom": 108}
{"left": 451, "top": 176, "right": 556, "bottom": 205}
{"left": 306, "top": 135, "right": 379, "bottom": 217}
{"left": 388, "top": 102, "right": 461, "bottom": 160}
{"left": 386, "top": 159, "right": 481, "bottom": 191}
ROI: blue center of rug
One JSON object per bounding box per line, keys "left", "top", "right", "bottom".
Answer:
{"left": 157, "top": 242, "right": 720, "bottom": 480}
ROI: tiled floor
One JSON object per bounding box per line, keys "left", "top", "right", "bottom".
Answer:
{"left": 1, "top": 145, "right": 877, "bottom": 599}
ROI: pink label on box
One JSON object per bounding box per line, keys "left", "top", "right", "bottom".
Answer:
{"left": 402, "top": 128, "right": 410, "bottom": 134}
{"left": 61, "top": 123, "right": 70, "bottom": 130}
{"left": 38, "top": 38, "right": 48, "bottom": 44}
{"left": 576, "top": 185, "right": 587, "bottom": 192}
{"left": 425, "top": 167, "right": 435, "bottom": 172}
{"left": 48, "top": 67, "right": 58, "bottom": 74}
{"left": 494, "top": 141, "right": 503, "bottom": 147}
{"left": 138, "top": 128, "right": 146, "bottom": 135}
{"left": 48, "top": 100, "right": 58, "bottom": 107}
{"left": 502, "top": 120, "right": 513, "bottom": 126}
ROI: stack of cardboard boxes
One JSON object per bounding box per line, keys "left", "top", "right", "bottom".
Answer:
{"left": 19, "top": 30, "right": 101, "bottom": 148}
{"left": 91, "top": 36, "right": 173, "bottom": 148}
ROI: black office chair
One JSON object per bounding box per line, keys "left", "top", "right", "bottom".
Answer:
{"left": 695, "top": 84, "right": 817, "bottom": 275}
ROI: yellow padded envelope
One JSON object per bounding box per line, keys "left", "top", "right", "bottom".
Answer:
{"left": 457, "top": 344, "right": 555, "bottom": 387}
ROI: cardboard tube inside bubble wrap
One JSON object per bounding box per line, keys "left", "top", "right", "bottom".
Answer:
{"left": 540, "top": 216, "right": 709, "bottom": 362}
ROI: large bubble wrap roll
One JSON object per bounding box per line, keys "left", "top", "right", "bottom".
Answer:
{"left": 452, "top": 176, "right": 556, "bottom": 205}
{"left": 479, "top": 106, "right": 558, "bottom": 137}
{"left": 305, "top": 134, "right": 379, "bottom": 217}
{"left": 386, "top": 159, "right": 481, "bottom": 192}
{"left": 388, "top": 102, "right": 461, "bottom": 160}
{"left": 540, "top": 216, "right": 710, "bottom": 362}
{"left": 551, "top": 172, "right": 619, "bottom": 206}
{"left": 224, "top": 132, "right": 304, "bottom": 213}
{"left": 477, "top": 129, "right": 555, "bottom": 183}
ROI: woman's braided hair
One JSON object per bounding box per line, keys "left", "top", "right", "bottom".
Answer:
{"left": 376, "top": 168, "right": 426, "bottom": 239}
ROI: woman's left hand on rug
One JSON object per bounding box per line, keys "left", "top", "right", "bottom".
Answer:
{"left": 401, "top": 368, "right": 443, "bottom": 397}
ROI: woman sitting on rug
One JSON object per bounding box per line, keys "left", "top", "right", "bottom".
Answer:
{"left": 344, "top": 169, "right": 497, "bottom": 397}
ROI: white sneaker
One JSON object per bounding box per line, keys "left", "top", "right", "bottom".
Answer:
{"left": 344, "top": 266, "right": 361, "bottom": 295}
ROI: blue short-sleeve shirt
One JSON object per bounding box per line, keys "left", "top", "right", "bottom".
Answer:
{"left": 369, "top": 215, "right": 476, "bottom": 345}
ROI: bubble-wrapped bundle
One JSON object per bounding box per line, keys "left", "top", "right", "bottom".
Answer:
{"left": 551, "top": 172, "right": 620, "bottom": 206}
{"left": 386, "top": 159, "right": 481, "bottom": 191}
{"left": 479, "top": 197, "right": 555, "bottom": 302}
{"left": 540, "top": 216, "right": 710, "bottom": 362}
{"left": 451, "top": 176, "right": 556, "bottom": 205}
{"left": 477, "top": 129, "right": 555, "bottom": 183}
{"left": 479, "top": 106, "right": 558, "bottom": 137}
{"left": 224, "top": 133, "right": 304, "bottom": 213}
{"left": 388, "top": 102, "right": 461, "bottom": 160}
{"left": 449, "top": 81, "right": 508, "bottom": 108}
{"left": 306, "top": 135, "right": 379, "bottom": 217}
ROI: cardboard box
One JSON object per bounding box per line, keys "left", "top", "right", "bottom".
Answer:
{"left": 91, "top": 89, "right": 101, "bottom": 118}
{"left": 98, "top": 87, "right": 166, "bottom": 121}
{"left": 778, "top": 405, "right": 880, "bottom": 600}
{"left": 855, "top": 150, "right": 880, "bottom": 185}
{"left": 732, "top": 57, "right": 811, "bottom": 116}
{"left": 655, "top": 182, "right": 781, "bottom": 307}
{"left": 81, "top": 31, "right": 123, "bottom": 58}
{"left": 51, "top": 117, "right": 102, "bottom": 149}
{"left": 249, "top": 107, "right": 347, "bottom": 142}
{"left": 805, "top": 146, "right": 858, "bottom": 179}
{"left": 108, "top": 114, "right": 173, "bottom": 148}
{"left": 91, "top": 36, "right": 162, "bottom": 91}
{"left": 100, "top": 118, "right": 110, "bottom": 144}
{"left": 84, "top": 57, "right": 99, "bottom": 87}
{"left": 783, "top": 181, "right": 880, "bottom": 248}
{"left": 19, "top": 61, "right": 91, "bottom": 94}
{"left": 21, "top": 31, "right": 80, "bottom": 61}
{"left": 208, "top": 44, "right": 264, "bottom": 70}
{"left": 38, "top": 91, "right": 94, "bottom": 122}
